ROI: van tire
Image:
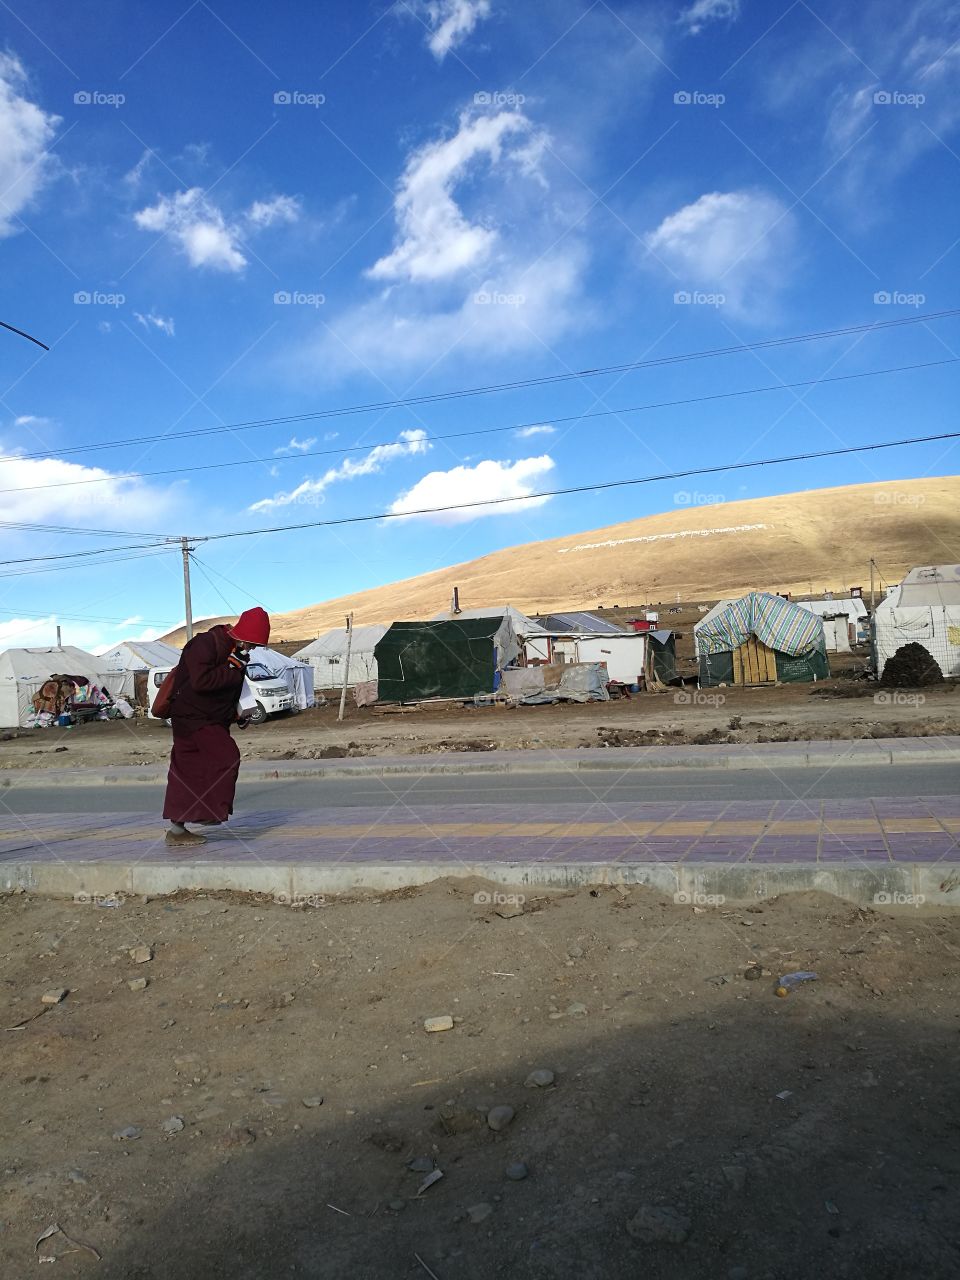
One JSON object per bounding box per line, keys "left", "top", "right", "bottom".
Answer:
{"left": 248, "top": 702, "right": 268, "bottom": 724}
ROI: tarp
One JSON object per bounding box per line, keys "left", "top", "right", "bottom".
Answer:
{"left": 872, "top": 566, "right": 960, "bottom": 677}
{"left": 374, "top": 617, "right": 520, "bottom": 701}
{"left": 294, "top": 625, "right": 388, "bottom": 689}
{"left": 694, "top": 592, "right": 825, "bottom": 657}
{"left": 0, "top": 645, "right": 122, "bottom": 727}
{"left": 248, "top": 646, "right": 315, "bottom": 709}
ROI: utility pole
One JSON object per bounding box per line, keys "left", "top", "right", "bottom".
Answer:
{"left": 338, "top": 612, "right": 354, "bottom": 723}
{"left": 181, "top": 537, "right": 194, "bottom": 640}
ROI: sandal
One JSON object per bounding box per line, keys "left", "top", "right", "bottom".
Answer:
{"left": 165, "top": 829, "right": 207, "bottom": 847}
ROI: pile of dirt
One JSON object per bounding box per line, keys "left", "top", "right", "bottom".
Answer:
{"left": 880, "top": 643, "right": 944, "bottom": 687}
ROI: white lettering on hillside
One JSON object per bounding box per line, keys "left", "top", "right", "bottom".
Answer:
{"left": 557, "top": 523, "right": 768, "bottom": 554}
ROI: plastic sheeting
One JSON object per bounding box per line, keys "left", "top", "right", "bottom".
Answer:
{"left": 695, "top": 592, "right": 825, "bottom": 657}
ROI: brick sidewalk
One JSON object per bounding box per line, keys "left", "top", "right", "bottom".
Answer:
{"left": 3, "top": 795, "right": 959, "bottom": 864}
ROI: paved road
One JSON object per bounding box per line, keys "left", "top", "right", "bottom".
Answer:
{"left": 2, "top": 761, "right": 958, "bottom": 813}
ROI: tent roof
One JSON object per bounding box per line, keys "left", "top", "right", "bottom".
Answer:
{"left": 98, "top": 639, "right": 181, "bottom": 669}
{"left": 431, "top": 605, "right": 548, "bottom": 635}
{"left": 796, "top": 598, "right": 868, "bottom": 619}
{"left": 248, "top": 645, "right": 310, "bottom": 670}
{"left": 293, "top": 624, "right": 389, "bottom": 660}
{"left": 0, "top": 645, "right": 111, "bottom": 681}
{"left": 892, "top": 564, "right": 960, "bottom": 608}
{"left": 694, "top": 591, "right": 825, "bottom": 657}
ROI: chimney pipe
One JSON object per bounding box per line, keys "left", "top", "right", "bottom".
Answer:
{"left": 452, "top": 586, "right": 461, "bottom": 615}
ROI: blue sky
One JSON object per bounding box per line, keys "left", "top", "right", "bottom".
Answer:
{"left": 0, "top": 0, "right": 957, "bottom": 648}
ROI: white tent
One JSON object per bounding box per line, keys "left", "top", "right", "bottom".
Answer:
{"left": 248, "top": 646, "right": 315, "bottom": 709}
{"left": 0, "top": 645, "right": 122, "bottom": 728}
{"left": 97, "top": 639, "right": 182, "bottom": 699}
{"left": 872, "top": 564, "right": 960, "bottom": 678}
{"left": 293, "top": 625, "right": 388, "bottom": 690}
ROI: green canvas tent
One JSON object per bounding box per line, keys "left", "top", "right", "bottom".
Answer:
{"left": 374, "top": 616, "right": 521, "bottom": 702}
{"left": 694, "top": 591, "right": 830, "bottom": 686}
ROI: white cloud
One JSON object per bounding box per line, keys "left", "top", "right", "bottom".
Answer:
{"left": 679, "top": 0, "right": 741, "bottom": 35}
{"left": 369, "top": 108, "right": 539, "bottom": 283}
{"left": 515, "top": 424, "right": 555, "bottom": 438}
{"left": 0, "top": 436, "right": 177, "bottom": 526}
{"left": 646, "top": 189, "right": 794, "bottom": 315}
{"left": 389, "top": 454, "right": 555, "bottom": 522}
{"left": 133, "top": 188, "right": 300, "bottom": 272}
{"left": 274, "top": 436, "right": 318, "bottom": 455}
{"left": 250, "top": 429, "right": 430, "bottom": 511}
{"left": 411, "top": 0, "right": 492, "bottom": 60}
{"left": 246, "top": 194, "right": 301, "bottom": 228}
{"left": 134, "top": 188, "right": 247, "bottom": 272}
{"left": 0, "top": 53, "right": 60, "bottom": 237}
{"left": 134, "top": 311, "right": 175, "bottom": 337}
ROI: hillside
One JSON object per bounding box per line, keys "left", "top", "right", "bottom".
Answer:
{"left": 162, "top": 476, "right": 960, "bottom": 644}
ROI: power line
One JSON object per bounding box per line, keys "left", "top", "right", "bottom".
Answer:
{"left": 198, "top": 427, "right": 960, "bottom": 541}
{"left": 0, "top": 518, "right": 171, "bottom": 540}
{"left": 0, "top": 604, "right": 177, "bottom": 626}
{"left": 0, "top": 547, "right": 175, "bottom": 581}
{"left": 2, "top": 427, "right": 956, "bottom": 573}
{"left": 1, "top": 319, "right": 49, "bottom": 351}
{"left": 1, "top": 354, "right": 956, "bottom": 498}
{"left": 5, "top": 308, "right": 959, "bottom": 465}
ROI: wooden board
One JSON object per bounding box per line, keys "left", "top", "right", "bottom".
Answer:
{"left": 732, "top": 636, "right": 777, "bottom": 684}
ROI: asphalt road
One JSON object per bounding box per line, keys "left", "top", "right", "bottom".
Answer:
{"left": 2, "top": 761, "right": 958, "bottom": 813}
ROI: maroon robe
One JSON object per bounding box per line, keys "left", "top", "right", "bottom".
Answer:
{"left": 162, "top": 626, "right": 245, "bottom": 824}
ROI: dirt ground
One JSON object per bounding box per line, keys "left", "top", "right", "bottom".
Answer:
{"left": 1, "top": 883, "right": 958, "bottom": 1279}
{"left": 1, "top": 678, "right": 958, "bottom": 772}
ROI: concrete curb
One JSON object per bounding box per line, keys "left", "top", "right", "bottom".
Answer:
{"left": 2, "top": 736, "right": 960, "bottom": 787}
{"left": 6, "top": 857, "right": 959, "bottom": 909}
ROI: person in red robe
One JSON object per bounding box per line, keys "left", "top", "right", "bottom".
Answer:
{"left": 162, "top": 607, "right": 271, "bottom": 847}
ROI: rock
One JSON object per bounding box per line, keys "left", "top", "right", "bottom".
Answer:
{"left": 566, "top": 1002, "right": 588, "bottom": 1017}
{"left": 467, "top": 1202, "right": 493, "bottom": 1224}
{"left": 505, "top": 1161, "right": 529, "bottom": 1181}
{"left": 112, "top": 1125, "right": 142, "bottom": 1141}
{"left": 127, "top": 977, "right": 148, "bottom": 992}
{"left": 66, "top": 1170, "right": 88, "bottom": 1184}
{"left": 301, "top": 1096, "right": 324, "bottom": 1108}
{"left": 486, "top": 1105, "right": 515, "bottom": 1132}
{"left": 129, "top": 945, "right": 153, "bottom": 964}
{"left": 626, "top": 1204, "right": 690, "bottom": 1244}
{"left": 524, "top": 1069, "right": 555, "bottom": 1089}
{"left": 222, "top": 1126, "right": 256, "bottom": 1147}
{"left": 721, "top": 1165, "right": 747, "bottom": 1192}
{"left": 424, "top": 1015, "right": 454, "bottom": 1033}
{"left": 160, "top": 1116, "right": 184, "bottom": 1134}
{"left": 567, "top": 945, "right": 584, "bottom": 958}
{"left": 41, "top": 989, "right": 67, "bottom": 1005}
{"left": 744, "top": 966, "right": 762, "bottom": 980}
{"left": 407, "top": 1156, "right": 435, "bottom": 1173}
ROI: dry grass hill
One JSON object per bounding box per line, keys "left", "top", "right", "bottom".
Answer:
{"left": 161, "top": 476, "right": 960, "bottom": 645}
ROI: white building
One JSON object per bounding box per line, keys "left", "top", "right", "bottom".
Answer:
{"left": 794, "top": 598, "right": 868, "bottom": 651}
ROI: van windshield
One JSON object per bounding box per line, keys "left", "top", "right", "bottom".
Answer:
{"left": 246, "top": 663, "right": 277, "bottom": 682}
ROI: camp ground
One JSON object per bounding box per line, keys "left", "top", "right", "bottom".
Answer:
{"left": 694, "top": 591, "right": 830, "bottom": 686}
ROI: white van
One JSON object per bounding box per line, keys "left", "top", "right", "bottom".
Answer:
{"left": 147, "top": 662, "right": 295, "bottom": 723}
